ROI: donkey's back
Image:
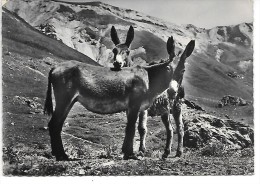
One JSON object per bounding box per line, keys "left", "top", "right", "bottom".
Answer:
{"left": 48, "top": 60, "right": 151, "bottom": 114}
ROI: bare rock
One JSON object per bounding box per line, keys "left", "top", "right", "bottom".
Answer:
{"left": 13, "top": 96, "right": 43, "bottom": 114}
{"left": 218, "top": 95, "right": 248, "bottom": 107}
{"left": 183, "top": 114, "right": 253, "bottom": 149}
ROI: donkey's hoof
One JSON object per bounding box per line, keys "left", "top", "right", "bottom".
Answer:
{"left": 162, "top": 153, "right": 169, "bottom": 160}
{"left": 138, "top": 145, "right": 146, "bottom": 152}
{"left": 175, "top": 151, "right": 183, "bottom": 158}
{"left": 55, "top": 154, "right": 70, "bottom": 161}
{"left": 137, "top": 151, "right": 145, "bottom": 157}
{"left": 162, "top": 149, "right": 170, "bottom": 160}
{"left": 123, "top": 154, "right": 140, "bottom": 160}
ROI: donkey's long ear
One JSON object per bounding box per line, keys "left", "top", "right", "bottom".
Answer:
{"left": 180, "top": 40, "right": 195, "bottom": 60}
{"left": 173, "top": 40, "right": 195, "bottom": 82}
{"left": 111, "top": 26, "right": 120, "bottom": 45}
{"left": 125, "top": 26, "right": 134, "bottom": 47}
{"left": 167, "top": 36, "right": 175, "bottom": 61}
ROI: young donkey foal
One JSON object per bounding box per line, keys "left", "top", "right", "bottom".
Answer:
{"left": 44, "top": 37, "right": 180, "bottom": 161}
{"left": 111, "top": 27, "right": 195, "bottom": 158}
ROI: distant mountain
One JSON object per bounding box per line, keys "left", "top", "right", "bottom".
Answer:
{"left": 2, "top": 8, "right": 100, "bottom": 66}
{"left": 3, "top": 0, "right": 253, "bottom": 103}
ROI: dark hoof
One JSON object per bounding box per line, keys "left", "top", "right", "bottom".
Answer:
{"left": 175, "top": 151, "right": 182, "bottom": 157}
{"left": 139, "top": 147, "right": 146, "bottom": 153}
{"left": 162, "top": 153, "right": 169, "bottom": 160}
{"left": 55, "top": 154, "right": 70, "bottom": 161}
{"left": 137, "top": 151, "right": 145, "bottom": 157}
{"left": 162, "top": 149, "right": 170, "bottom": 160}
{"left": 123, "top": 154, "right": 140, "bottom": 160}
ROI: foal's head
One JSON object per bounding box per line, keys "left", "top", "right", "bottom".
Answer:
{"left": 166, "top": 37, "right": 195, "bottom": 99}
{"left": 110, "top": 25, "right": 134, "bottom": 70}
{"left": 147, "top": 36, "right": 195, "bottom": 100}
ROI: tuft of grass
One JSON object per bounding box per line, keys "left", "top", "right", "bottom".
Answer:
{"left": 240, "top": 147, "right": 254, "bottom": 157}
{"left": 37, "top": 163, "right": 68, "bottom": 176}
{"left": 2, "top": 146, "right": 20, "bottom": 164}
{"left": 98, "top": 144, "right": 118, "bottom": 159}
{"left": 200, "top": 141, "right": 229, "bottom": 157}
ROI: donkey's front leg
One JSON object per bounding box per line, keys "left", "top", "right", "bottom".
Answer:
{"left": 122, "top": 107, "right": 140, "bottom": 160}
{"left": 161, "top": 113, "right": 173, "bottom": 159}
{"left": 138, "top": 110, "right": 148, "bottom": 153}
{"left": 173, "top": 101, "right": 184, "bottom": 157}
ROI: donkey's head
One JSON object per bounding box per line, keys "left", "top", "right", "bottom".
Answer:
{"left": 110, "top": 25, "right": 134, "bottom": 70}
{"left": 166, "top": 37, "right": 195, "bottom": 99}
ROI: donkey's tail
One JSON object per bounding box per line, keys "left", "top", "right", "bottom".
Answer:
{"left": 44, "top": 68, "right": 54, "bottom": 115}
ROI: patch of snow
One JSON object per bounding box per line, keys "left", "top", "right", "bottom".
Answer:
{"left": 238, "top": 60, "right": 253, "bottom": 72}
{"left": 215, "top": 49, "right": 224, "bottom": 62}
{"left": 73, "top": 40, "right": 96, "bottom": 61}
{"left": 208, "top": 27, "right": 227, "bottom": 43}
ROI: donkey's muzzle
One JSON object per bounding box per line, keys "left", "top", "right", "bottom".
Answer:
{"left": 167, "top": 88, "right": 177, "bottom": 99}
{"left": 167, "top": 80, "right": 178, "bottom": 99}
{"left": 113, "top": 61, "right": 122, "bottom": 70}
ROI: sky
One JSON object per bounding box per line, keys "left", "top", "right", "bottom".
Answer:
{"left": 57, "top": 0, "right": 253, "bottom": 29}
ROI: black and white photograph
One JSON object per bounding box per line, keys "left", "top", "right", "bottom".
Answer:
{"left": 1, "top": 0, "right": 259, "bottom": 182}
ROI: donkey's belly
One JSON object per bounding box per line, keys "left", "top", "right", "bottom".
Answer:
{"left": 77, "top": 96, "right": 129, "bottom": 114}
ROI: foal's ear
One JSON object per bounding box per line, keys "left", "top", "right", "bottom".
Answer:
{"left": 111, "top": 26, "right": 120, "bottom": 45}
{"left": 167, "top": 36, "right": 175, "bottom": 60}
{"left": 181, "top": 40, "right": 195, "bottom": 59}
{"left": 125, "top": 25, "right": 134, "bottom": 47}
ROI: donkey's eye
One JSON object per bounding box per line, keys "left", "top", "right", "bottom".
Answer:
{"left": 126, "top": 50, "right": 130, "bottom": 55}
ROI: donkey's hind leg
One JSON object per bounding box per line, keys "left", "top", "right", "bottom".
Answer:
{"left": 48, "top": 97, "right": 77, "bottom": 161}
{"left": 122, "top": 106, "right": 140, "bottom": 160}
{"left": 138, "top": 110, "right": 148, "bottom": 153}
{"left": 161, "top": 113, "right": 173, "bottom": 159}
{"left": 172, "top": 101, "right": 184, "bottom": 157}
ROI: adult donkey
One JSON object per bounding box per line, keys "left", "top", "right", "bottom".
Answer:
{"left": 111, "top": 27, "right": 195, "bottom": 158}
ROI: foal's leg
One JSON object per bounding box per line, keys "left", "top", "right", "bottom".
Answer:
{"left": 138, "top": 110, "right": 148, "bottom": 153}
{"left": 161, "top": 113, "right": 173, "bottom": 159}
{"left": 48, "top": 97, "right": 77, "bottom": 161}
{"left": 172, "top": 101, "right": 184, "bottom": 157}
{"left": 122, "top": 107, "right": 140, "bottom": 160}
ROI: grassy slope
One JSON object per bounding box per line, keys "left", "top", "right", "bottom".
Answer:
{"left": 184, "top": 53, "right": 253, "bottom": 100}
{"left": 183, "top": 52, "right": 253, "bottom": 124}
